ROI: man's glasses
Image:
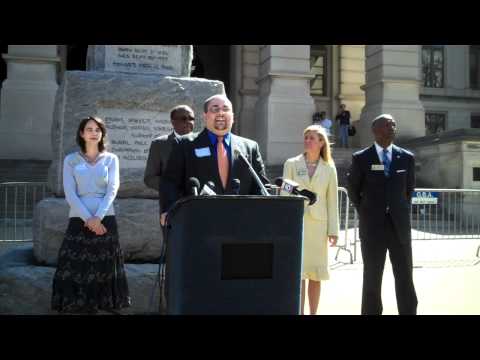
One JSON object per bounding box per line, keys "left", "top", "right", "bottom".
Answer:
{"left": 175, "top": 115, "right": 195, "bottom": 121}
{"left": 208, "top": 106, "right": 232, "bottom": 113}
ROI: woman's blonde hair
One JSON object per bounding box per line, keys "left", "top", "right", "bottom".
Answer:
{"left": 303, "top": 124, "right": 334, "bottom": 165}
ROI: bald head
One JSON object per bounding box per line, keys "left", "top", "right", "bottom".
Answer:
{"left": 372, "top": 113, "right": 395, "bottom": 128}
{"left": 371, "top": 113, "right": 396, "bottom": 147}
{"left": 170, "top": 104, "right": 195, "bottom": 135}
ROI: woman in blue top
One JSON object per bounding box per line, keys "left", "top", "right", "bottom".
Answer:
{"left": 51, "top": 116, "right": 131, "bottom": 314}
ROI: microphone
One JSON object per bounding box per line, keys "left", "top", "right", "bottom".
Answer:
{"left": 232, "top": 178, "right": 241, "bottom": 195}
{"left": 274, "top": 177, "right": 317, "bottom": 206}
{"left": 298, "top": 189, "right": 317, "bottom": 206}
{"left": 200, "top": 181, "right": 216, "bottom": 196}
{"left": 234, "top": 149, "right": 270, "bottom": 196}
{"left": 206, "top": 181, "right": 216, "bottom": 193}
{"left": 187, "top": 177, "right": 200, "bottom": 196}
{"left": 264, "top": 183, "right": 280, "bottom": 195}
{"left": 274, "top": 177, "right": 298, "bottom": 193}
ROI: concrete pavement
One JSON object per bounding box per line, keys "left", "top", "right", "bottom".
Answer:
{"left": 2, "top": 238, "right": 479, "bottom": 315}
{"left": 308, "top": 239, "right": 480, "bottom": 315}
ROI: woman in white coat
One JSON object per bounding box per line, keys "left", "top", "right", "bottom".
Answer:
{"left": 282, "top": 125, "right": 339, "bottom": 315}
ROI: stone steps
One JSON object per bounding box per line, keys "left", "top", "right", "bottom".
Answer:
{"left": 0, "top": 243, "right": 162, "bottom": 315}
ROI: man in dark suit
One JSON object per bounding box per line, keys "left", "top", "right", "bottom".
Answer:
{"left": 347, "top": 113, "right": 417, "bottom": 315}
{"left": 160, "top": 94, "right": 269, "bottom": 226}
{"left": 144, "top": 105, "right": 195, "bottom": 223}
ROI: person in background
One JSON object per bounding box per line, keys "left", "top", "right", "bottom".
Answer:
{"left": 144, "top": 105, "right": 195, "bottom": 228}
{"left": 282, "top": 124, "right": 339, "bottom": 315}
{"left": 335, "top": 104, "right": 351, "bottom": 148}
{"left": 313, "top": 111, "right": 333, "bottom": 137}
{"left": 347, "top": 114, "right": 417, "bottom": 315}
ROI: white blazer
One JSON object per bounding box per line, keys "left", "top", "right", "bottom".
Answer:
{"left": 282, "top": 154, "right": 339, "bottom": 237}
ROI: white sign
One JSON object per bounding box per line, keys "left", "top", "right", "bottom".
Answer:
{"left": 105, "top": 45, "right": 182, "bottom": 75}
{"left": 412, "top": 191, "right": 439, "bottom": 205}
{"left": 98, "top": 108, "right": 170, "bottom": 169}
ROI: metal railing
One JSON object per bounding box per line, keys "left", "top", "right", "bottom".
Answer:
{"left": 335, "top": 187, "right": 480, "bottom": 264}
{"left": 410, "top": 189, "right": 480, "bottom": 240}
{"left": 0, "top": 182, "right": 51, "bottom": 242}
{"left": 335, "top": 187, "right": 357, "bottom": 264}
{"left": 2, "top": 182, "right": 479, "bottom": 261}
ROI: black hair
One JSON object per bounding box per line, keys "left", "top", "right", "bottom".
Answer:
{"left": 76, "top": 116, "right": 107, "bottom": 153}
{"left": 170, "top": 105, "right": 195, "bottom": 121}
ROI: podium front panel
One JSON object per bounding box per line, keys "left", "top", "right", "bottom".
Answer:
{"left": 166, "top": 196, "right": 304, "bottom": 315}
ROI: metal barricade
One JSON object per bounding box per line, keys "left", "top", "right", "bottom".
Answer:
{"left": 2, "top": 181, "right": 479, "bottom": 258}
{"left": 335, "top": 187, "right": 358, "bottom": 264}
{"left": 411, "top": 189, "right": 480, "bottom": 240}
{"left": 0, "top": 182, "right": 51, "bottom": 242}
{"left": 334, "top": 187, "right": 480, "bottom": 264}
{"left": 411, "top": 189, "right": 480, "bottom": 259}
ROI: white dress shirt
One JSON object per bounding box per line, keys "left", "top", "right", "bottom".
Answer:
{"left": 173, "top": 130, "right": 182, "bottom": 141}
{"left": 374, "top": 142, "right": 393, "bottom": 164}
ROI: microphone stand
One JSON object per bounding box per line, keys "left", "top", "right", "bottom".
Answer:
{"left": 235, "top": 151, "right": 270, "bottom": 196}
{"left": 149, "top": 219, "right": 169, "bottom": 314}
{"left": 157, "top": 223, "right": 168, "bottom": 314}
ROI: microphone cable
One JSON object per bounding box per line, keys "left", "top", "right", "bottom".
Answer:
{"left": 148, "top": 222, "right": 169, "bottom": 314}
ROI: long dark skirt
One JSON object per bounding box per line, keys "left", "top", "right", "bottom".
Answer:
{"left": 51, "top": 216, "right": 131, "bottom": 314}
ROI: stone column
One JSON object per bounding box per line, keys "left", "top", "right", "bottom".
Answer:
{"left": 358, "top": 45, "right": 425, "bottom": 146}
{"left": 235, "top": 45, "right": 260, "bottom": 140}
{"left": 0, "top": 45, "right": 60, "bottom": 160}
{"left": 254, "top": 45, "right": 315, "bottom": 165}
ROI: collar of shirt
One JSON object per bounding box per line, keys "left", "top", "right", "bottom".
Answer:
{"left": 207, "top": 130, "right": 231, "bottom": 147}
{"left": 173, "top": 130, "right": 182, "bottom": 141}
{"left": 374, "top": 142, "right": 393, "bottom": 163}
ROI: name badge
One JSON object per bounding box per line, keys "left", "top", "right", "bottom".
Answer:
{"left": 297, "top": 169, "right": 307, "bottom": 176}
{"left": 371, "top": 164, "right": 385, "bottom": 171}
{"left": 195, "top": 147, "right": 211, "bottom": 158}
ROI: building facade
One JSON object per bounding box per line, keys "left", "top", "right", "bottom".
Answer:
{"left": 1, "top": 45, "right": 480, "bottom": 186}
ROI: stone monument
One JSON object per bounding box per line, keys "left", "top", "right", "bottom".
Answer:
{"left": 35, "top": 45, "right": 225, "bottom": 265}
{"left": 0, "top": 45, "right": 225, "bottom": 314}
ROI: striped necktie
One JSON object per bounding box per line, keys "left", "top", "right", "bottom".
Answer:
{"left": 217, "top": 136, "right": 229, "bottom": 189}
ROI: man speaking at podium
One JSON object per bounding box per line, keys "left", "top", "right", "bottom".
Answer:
{"left": 160, "top": 94, "right": 270, "bottom": 225}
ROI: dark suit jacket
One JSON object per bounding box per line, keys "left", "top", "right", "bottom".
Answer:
{"left": 144, "top": 132, "right": 196, "bottom": 213}
{"left": 144, "top": 132, "right": 177, "bottom": 194}
{"left": 346, "top": 144, "right": 415, "bottom": 244}
{"left": 160, "top": 128, "right": 270, "bottom": 212}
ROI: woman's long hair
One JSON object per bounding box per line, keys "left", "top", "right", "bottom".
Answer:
{"left": 303, "top": 124, "right": 334, "bottom": 166}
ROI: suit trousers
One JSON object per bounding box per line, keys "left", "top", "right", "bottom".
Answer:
{"left": 360, "top": 214, "right": 418, "bottom": 315}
